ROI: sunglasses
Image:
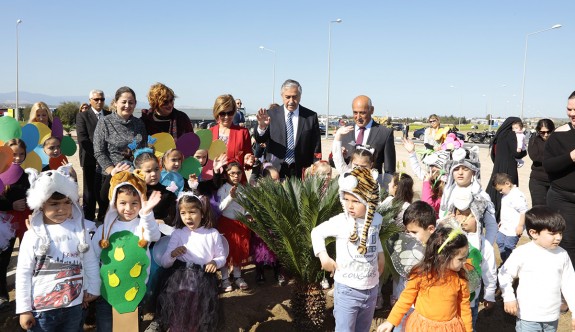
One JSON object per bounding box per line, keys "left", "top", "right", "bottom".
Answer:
{"left": 539, "top": 130, "right": 551, "bottom": 135}
{"left": 91, "top": 98, "right": 105, "bottom": 102}
{"left": 429, "top": 119, "right": 437, "bottom": 123}
{"left": 218, "top": 111, "right": 235, "bottom": 117}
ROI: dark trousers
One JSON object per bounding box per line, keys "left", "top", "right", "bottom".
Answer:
{"left": 529, "top": 178, "right": 550, "bottom": 207}
{"left": 82, "top": 164, "right": 105, "bottom": 222}
{"left": 547, "top": 187, "right": 575, "bottom": 268}
{"left": 99, "top": 173, "right": 112, "bottom": 223}
{"left": 279, "top": 163, "right": 297, "bottom": 180}
{"left": 0, "top": 237, "right": 16, "bottom": 299}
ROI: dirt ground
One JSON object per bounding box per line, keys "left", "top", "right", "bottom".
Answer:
{"left": 1, "top": 135, "right": 573, "bottom": 331}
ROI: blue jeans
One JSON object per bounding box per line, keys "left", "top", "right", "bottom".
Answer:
{"left": 516, "top": 318, "right": 558, "bottom": 332}
{"left": 30, "top": 304, "right": 83, "bottom": 332}
{"left": 471, "top": 304, "right": 478, "bottom": 331}
{"left": 94, "top": 297, "right": 112, "bottom": 332}
{"left": 333, "top": 282, "right": 378, "bottom": 332}
{"left": 496, "top": 231, "right": 519, "bottom": 263}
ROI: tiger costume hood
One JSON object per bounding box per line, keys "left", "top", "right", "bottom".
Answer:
{"left": 339, "top": 167, "right": 380, "bottom": 255}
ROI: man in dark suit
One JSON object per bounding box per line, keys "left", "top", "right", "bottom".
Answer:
{"left": 76, "top": 89, "right": 110, "bottom": 222}
{"left": 233, "top": 98, "right": 246, "bottom": 127}
{"left": 336, "top": 95, "right": 396, "bottom": 186}
{"left": 255, "top": 79, "right": 321, "bottom": 178}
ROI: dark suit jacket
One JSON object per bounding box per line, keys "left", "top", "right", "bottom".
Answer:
{"left": 76, "top": 109, "right": 111, "bottom": 167}
{"left": 255, "top": 105, "right": 321, "bottom": 177}
{"left": 339, "top": 120, "right": 396, "bottom": 178}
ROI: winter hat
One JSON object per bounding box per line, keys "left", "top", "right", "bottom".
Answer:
{"left": 25, "top": 165, "right": 89, "bottom": 255}
{"left": 339, "top": 167, "right": 379, "bottom": 254}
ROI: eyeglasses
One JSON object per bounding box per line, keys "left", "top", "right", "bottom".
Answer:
{"left": 539, "top": 130, "right": 551, "bottom": 135}
{"left": 91, "top": 98, "right": 105, "bottom": 102}
{"left": 218, "top": 111, "right": 235, "bottom": 117}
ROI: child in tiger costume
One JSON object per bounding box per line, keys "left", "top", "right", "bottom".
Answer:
{"left": 311, "top": 167, "right": 384, "bottom": 331}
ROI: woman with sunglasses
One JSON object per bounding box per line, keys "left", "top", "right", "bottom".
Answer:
{"left": 141, "top": 82, "right": 193, "bottom": 139}
{"left": 209, "top": 94, "right": 254, "bottom": 182}
{"left": 528, "top": 119, "right": 555, "bottom": 206}
{"left": 423, "top": 114, "right": 441, "bottom": 150}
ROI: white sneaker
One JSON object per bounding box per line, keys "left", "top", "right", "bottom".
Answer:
{"left": 235, "top": 277, "right": 249, "bottom": 290}
{"left": 221, "top": 279, "right": 233, "bottom": 292}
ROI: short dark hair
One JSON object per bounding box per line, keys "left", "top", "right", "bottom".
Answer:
{"left": 491, "top": 173, "right": 512, "bottom": 187}
{"left": 568, "top": 91, "right": 575, "bottom": 100}
{"left": 49, "top": 192, "right": 68, "bottom": 200}
{"left": 403, "top": 201, "right": 436, "bottom": 228}
{"left": 525, "top": 206, "right": 566, "bottom": 238}
{"left": 114, "top": 86, "right": 137, "bottom": 102}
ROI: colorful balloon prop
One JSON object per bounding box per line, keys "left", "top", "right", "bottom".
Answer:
{"left": 175, "top": 132, "right": 200, "bottom": 158}
{"left": 0, "top": 147, "right": 14, "bottom": 174}
{"left": 151, "top": 133, "right": 176, "bottom": 158}
{"left": 200, "top": 159, "right": 214, "bottom": 181}
{"left": 21, "top": 124, "right": 40, "bottom": 153}
{"left": 208, "top": 140, "right": 227, "bottom": 160}
{"left": 0, "top": 164, "right": 23, "bottom": 185}
{"left": 49, "top": 155, "right": 68, "bottom": 170}
{"left": 60, "top": 136, "right": 77, "bottom": 156}
{"left": 178, "top": 157, "right": 202, "bottom": 179}
{"left": 0, "top": 117, "right": 22, "bottom": 142}
{"left": 195, "top": 129, "right": 213, "bottom": 150}
{"left": 51, "top": 117, "right": 64, "bottom": 140}
{"left": 32, "top": 122, "right": 52, "bottom": 144}
{"left": 21, "top": 151, "right": 42, "bottom": 171}
{"left": 33, "top": 146, "right": 49, "bottom": 167}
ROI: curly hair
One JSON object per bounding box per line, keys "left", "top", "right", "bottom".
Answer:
{"left": 147, "top": 82, "right": 176, "bottom": 110}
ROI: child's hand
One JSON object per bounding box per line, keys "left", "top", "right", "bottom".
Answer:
{"left": 188, "top": 174, "right": 199, "bottom": 189}
{"left": 205, "top": 260, "right": 217, "bottom": 273}
{"left": 335, "top": 126, "right": 353, "bottom": 141}
{"left": 111, "top": 162, "right": 131, "bottom": 176}
{"left": 244, "top": 153, "right": 255, "bottom": 167}
{"left": 482, "top": 300, "right": 495, "bottom": 310}
{"left": 230, "top": 185, "right": 238, "bottom": 198}
{"left": 12, "top": 198, "right": 27, "bottom": 211}
{"left": 82, "top": 291, "right": 98, "bottom": 309}
{"left": 377, "top": 321, "right": 394, "bottom": 332}
{"left": 213, "top": 153, "right": 228, "bottom": 174}
{"left": 318, "top": 251, "right": 337, "bottom": 277}
{"left": 171, "top": 246, "right": 187, "bottom": 258}
{"left": 504, "top": 300, "right": 519, "bottom": 316}
{"left": 401, "top": 137, "right": 415, "bottom": 153}
{"left": 19, "top": 312, "right": 35, "bottom": 330}
{"left": 141, "top": 190, "right": 161, "bottom": 215}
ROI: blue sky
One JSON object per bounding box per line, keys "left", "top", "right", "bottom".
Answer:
{"left": 0, "top": 1, "right": 572, "bottom": 119}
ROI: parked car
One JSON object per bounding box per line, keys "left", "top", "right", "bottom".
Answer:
{"left": 198, "top": 120, "right": 216, "bottom": 129}
{"left": 319, "top": 124, "right": 326, "bottom": 135}
{"left": 391, "top": 123, "right": 404, "bottom": 131}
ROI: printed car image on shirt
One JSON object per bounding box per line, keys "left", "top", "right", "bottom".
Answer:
{"left": 55, "top": 265, "right": 82, "bottom": 279}
{"left": 33, "top": 280, "right": 82, "bottom": 310}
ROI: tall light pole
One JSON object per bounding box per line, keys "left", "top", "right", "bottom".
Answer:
{"left": 326, "top": 18, "right": 342, "bottom": 139}
{"left": 259, "top": 46, "right": 276, "bottom": 104}
{"left": 16, "top": 19, "right": 22, "bottom": 121}
{"left": 520, "top": 24, "right": 561, "bottom": 120}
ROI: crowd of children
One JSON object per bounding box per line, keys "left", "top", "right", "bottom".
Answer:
{"left": 1, "top": 114, "right": 575, "bottom": 332}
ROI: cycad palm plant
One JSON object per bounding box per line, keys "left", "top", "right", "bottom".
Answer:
{"left": 235, "top": 176, "right": 342, "bottom": 330}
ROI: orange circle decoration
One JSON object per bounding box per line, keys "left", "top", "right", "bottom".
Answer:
{"left": 49, "top": 155, "right": 69, "bottom": 170}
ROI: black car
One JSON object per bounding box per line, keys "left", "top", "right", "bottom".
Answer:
{"left": 413, "top": 127, "right": 465, "bottom": 142}
{"left": 319, "top": 124, "right": 326, "bottom": 135}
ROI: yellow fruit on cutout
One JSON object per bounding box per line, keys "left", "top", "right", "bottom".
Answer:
{"left": 114, "top": 246, "right": 125, "bottom": 261}
{"left": 108, "top": 271, "right": 120, "bottom": 288}
{"left": 129, "top": 262, "right": 143, "bottom": 278}
{"left": 125, "top": 284, "right": 139, "bottom": 301}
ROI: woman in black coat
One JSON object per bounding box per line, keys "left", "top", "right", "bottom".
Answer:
{"left": 528, "top": 119, "right": 555, "bottom": 206}
{"left": 485, "top": 116, "right": 527, "bottom": 218}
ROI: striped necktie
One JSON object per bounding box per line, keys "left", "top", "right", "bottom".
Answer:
{"left": 285, "top": 112, "right": 295, "bottom": 164}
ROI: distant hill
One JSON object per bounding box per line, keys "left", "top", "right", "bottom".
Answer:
{"left": 0, "top": 91, "right": 85, "bottom": 107}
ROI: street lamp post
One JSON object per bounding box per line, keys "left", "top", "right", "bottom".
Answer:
{"left": 326, "top": 18, "right": 342, "bottom": 139}
{"left": 520, "top": 24, "right": 561, "bottom": 120}
{"left": 259, "top": 46, "right": 276, "bottom": 104}
{"left": 16, "top": 19, "right": 22, "bottom": 121}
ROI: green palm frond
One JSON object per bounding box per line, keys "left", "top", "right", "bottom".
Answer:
{"left": 236, "top": 176, "right": 342, "bottom": 284}
{"left": 377, "top": 198, "right": 405, "bottom": 281}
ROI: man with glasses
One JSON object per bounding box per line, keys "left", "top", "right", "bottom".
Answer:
{"left": 76, "top": 89, "right": 110, "bottom": 222}
{"left": 256, "top": 79, "right": 321, "bottom": 179}
{"left": 233, "top": 98, "right": 246, "bottom": 127}
{"left": 333, "top": 95, "right": 396, "bottom": 186}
